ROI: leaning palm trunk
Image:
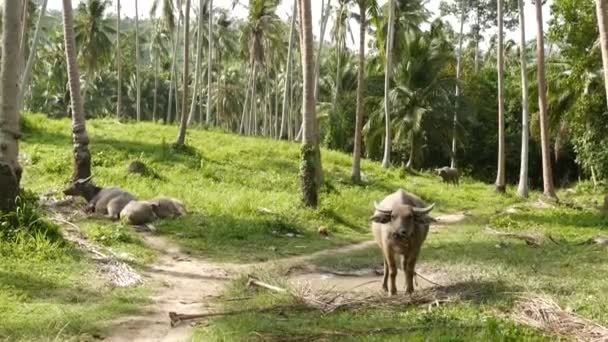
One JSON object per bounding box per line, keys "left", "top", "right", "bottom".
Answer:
{"left": 175, "top": 0, "right": 191, "bottom": 145}
{"left": 280, "top": 0, "right": 298, "bottom": 139}
{"left": 62, "top": 0, "right": 92, "bottom": 181}
{"left": 534, "top": 0, "right": 557, "bottom": 199}
{"left": 135, "top": 0, "right": 141, "bottom": 121}
{"left": 451, "top": 6, "right": 465, "bottom": 169}
{"left": 381, "top": 0, "right": 395, "bottom": 169}
{"left": 0, "top": 0, "right": 24, "bottom": 211}
{"left": 595, "top": 0, "right": 608, "bottom": 107}
{"left": 299, "top": 0, "right": 319, "bottom": 207}
{"left": 516, "top": 0, "right": 530, "bottom": 198}
{"left": 205, "top": 0, "right": 214, "bottom": 124}
{"left": 495, "top": 0, "right": 506, "bottom": 192}
{"left": 19, "top": 0, "right": 49, "bottom": 112}
{"left": 116, "top": 0, "right": 121, "bottom": 120}
{"left": 351, "top": 0, "right": 366, "bottom": 182}
{"left": 19, "top": 0, "right": 29, "bottom": 75}
{"left": 187, "top": 0, "right": 205, "bottom": 126}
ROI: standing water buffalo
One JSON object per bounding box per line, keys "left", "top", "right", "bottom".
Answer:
{"left": 370, "top": 189, "right": 435, "bottom": 295}
{"left": 63, "top": 176, "right": 137, "bottom": 219}
{"left": 435, "top": 167, "right": 459, "bottom": 185}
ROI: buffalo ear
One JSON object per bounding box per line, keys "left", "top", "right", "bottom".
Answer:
{"left": 370, "top": 212, "right": 391, "bottom": 224}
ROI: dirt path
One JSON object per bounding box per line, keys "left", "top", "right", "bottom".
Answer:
{"left": 104, "top": 233, "right": 240, "bottom": 342}
{"left": 103, "top": 212, "right": 466, "bottom": 341}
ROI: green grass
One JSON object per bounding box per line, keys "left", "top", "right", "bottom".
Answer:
{"left": 10, "top": 113, "right": 608, "bottom": 340}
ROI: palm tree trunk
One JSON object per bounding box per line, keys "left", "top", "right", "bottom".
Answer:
{"left": 451, "top": 5, "right": 465, "bottom": 169}
{"left": 18, "top": 0, "right": 49, "bottom": 112}
{"left": 352, "top": 0, "right": 366, "bottom": 182}
{"left": 299, "top": 0, "right": 318, "bottom": 207}
{"left": 206, "top": 0, "right": 214, "bottom": 124}
{"left": 535, "top": 0, "right": 557, "bottom": 199}
{"left": 0, "top": 0, "right": 23, "bottom": 211}
{"left": 62, "top": 0, "right": 92, "bottom": 181}
{"left": 135, "top": 0, "right": 141, "bottom": 121}
{"left": 314, "top": 0, "right": 332, "bottom": 101}
{"left": 595, "top": 0, "right": 608, "bottom": 107}
{"left": 187, "top": 0, "right": 205, "bottom": 126}
{"left": 167, "top": 16, "right": 182, "bottom": 124}
{"left": 517, "top": 0, "right": 530, "bottom": 198}
{"left": 280, "top": 0, "right": 298, "bottom": 139}
{"left": 381, "top": 0, "right": 395, "bottom": 169}
{"left": 116, "top": 0, "right": 121, "bottom": 120}
{"left": 176, "top": 0, "right": 191, "bottom": 145}
{"left": 495, "top": 0, "right": 506, "bottom": 193}
{"left": 19, "top": 0, "right": 29, "bottom": 74}
{"left": 406, "top": 131, "right": 415, "bottom": 169}
{"left": 239, "top": 68, "right": 253, "bottom": 134}
{"left": 153, "top": 56, "right": 159, "bottom": 122}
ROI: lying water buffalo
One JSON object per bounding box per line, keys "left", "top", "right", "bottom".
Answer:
{"left": 149, "top": 197, "right": 187, "bottom": 218}
{"left": 435, "top": 167, "right": 459, "bottom": 185}
{"left": 120, "top": 200, "right": 158, "bottom": 225}
{"left": 370, "top": 189, "right": 435, "bottom": 295}
{"left": 63, "top": 176, "right": 136, "bottom": 219}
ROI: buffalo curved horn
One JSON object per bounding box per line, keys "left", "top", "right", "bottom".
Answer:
{"left": 373, "top": 201, "right": 392, "bottom": 214}
{"left": 75, "top": 175, "right": 93, "bottom": 184}
{"left": 413, "top": 203, "right": 435, "bottom": 215}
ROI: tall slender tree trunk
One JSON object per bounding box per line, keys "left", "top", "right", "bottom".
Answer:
{"left": 19, "top": 0, "right": 49, "bottom": 112}
{"left": 314, "top": 0, "right": 332, "bottom": 101}
{"left": 595, "top": 0, "right": 608, "bottom": 107}
{"left": 406, "top": 131, "right": 415, "bottom": 169}
{"left": 153, "top": 57, "right": 159, "bottom": 121}
{"left": 206, "top": 0, "right": 214, "bottom": 124}
{"left": 167, "top": 16, "right": 182, "bottom": 123}
{"left": 381, "top": 0, "right": 395, "bottom": 169}
{"left": 517, "top": 0, "right": 530, "bottom": 198}
{"left": 535, "top": 0, "right": 557, "bottom": 199}
{"left": 19, "top": 0, "right": 29, "bottom": 75}
{"left": 0, "top": 0, "right": 23, "bottom": 211}
{"left": 299, "top": 0, "right": 318, "bottom": 207}
{"left": 135, "top": 0, "right": 141, "bottom": 121}
{"left": 352, "top": 0, "right": 366, "bottom": 182}
{"left": 176, "top": 0, "right": 191, "bottom": 145}
{"left": 451, "top": 5, "right": 465, "bottom": 169}
{"left": 187, "top": 0, "right": 205, "bottom": 126}
{"left": 280, "top": 0, "right": 298, "bottom": 139}
{"left": 62, "top": 0, "right": 92, "bottom": 182}
{"left": 495, "top": 0, "right": 506, "bottom": 192}
{"left": 239, "top": 69, "right": 253, "bottom": 134}
{"left": 116, "top": 0, "right": 121, "bottom": 120}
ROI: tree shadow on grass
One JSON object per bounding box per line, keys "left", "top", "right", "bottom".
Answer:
{"left": 505, "top": 210, "right": 608, "bottom": 230}
{"left": 0, "top": 270, "right": 104, "bottom": 304}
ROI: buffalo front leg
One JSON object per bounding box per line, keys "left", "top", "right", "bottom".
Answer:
{"left": 385, "top": 251, "right": 397, "bottom": 296}
{"left": 405, "top": 254, "right": 418, "bottom": 295}
{"left": 382, "top": 257, "right": 389, "bottom": 292}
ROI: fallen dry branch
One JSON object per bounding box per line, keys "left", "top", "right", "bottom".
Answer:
{"left": 485, "top": 226, "right": 543, "bottom": 247}
{"left": 512, "top": 295, "right": 608, "bottom": 342}
{"left": 247, "top": 276, "right": 288, "bottom": 293}
{"left": 168, "top": 304, "right": 312, "bottom": 327}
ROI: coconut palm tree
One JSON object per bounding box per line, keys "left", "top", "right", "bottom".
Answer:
{"left": 0, "top": 0, "right": 23, "bottom": 211}
{"left": 135, "top": 0, "right": 141, "bottom": 121}
{"left": 534, "top": 0, "right": 557, "bottom": 199}
{"left": 352, "top": 0, "right": 378, "bottom": 181}
{"left": 516, "top": 0, "right": 529, "bottom": 198}
{"left": 175, "top": 0, "right": 191, "bottom": 145}
{"left": 63, "top": 0, "right": 92, "bottom": 181}
{"left": 187, "top": 0, "right": 207, "bottom": 125}
{"left": 206, "top": 0, "right": 214, "bottom": 124}
{"left": 381, "top": 0, "right": 395, "bottom": 169}
{"left": 595, "top": 0, "right": 608, "bottom": 107}
{"left": 19, "top": 0, "right": 49, "bottom": 112}
{"left": 299, "top": 0, "right": 319, "bottom": 207}
{"left": 495, "top": 0, "right": 506, "bottom": 192}
{"left": 116, "top": 0, "right": 121, "bottom": 120}
{"left": 74, "top": 0, "right": 114, "bottom": 106}
{"left": 280, "top": 0, "right": 297, "bottom": 139}
{"left": 150, "top": 20, "right": 169, "bottom": 122}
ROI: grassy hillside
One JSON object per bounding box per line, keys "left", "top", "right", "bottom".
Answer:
{"left": 0, "top": 113, "right": 605, "bottom": 341}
